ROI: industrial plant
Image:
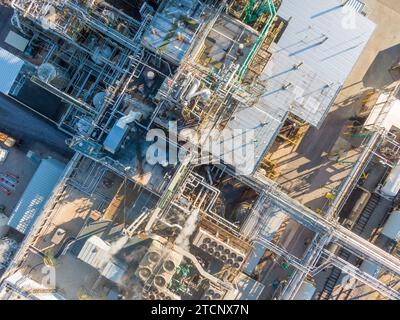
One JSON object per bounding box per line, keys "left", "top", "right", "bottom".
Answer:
{"left": 0, "top": 0, "right": 399, "bottom": 301}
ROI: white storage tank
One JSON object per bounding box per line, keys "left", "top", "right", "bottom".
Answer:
{"left": 293, "top": 280, "right": 316, "bottom": 300}
{"left": 381, "top": 210, "right": 400, "bottom": 241}
{"left": 0, "top": 213, "right": 9, "bottom": 237}
{"left": 381, "top": 161, "right": 400, "bottom": 198}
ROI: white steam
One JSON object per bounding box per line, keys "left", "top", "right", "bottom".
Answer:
{"left": 175, "top": 209, "right": 199, "bottom": 251}
{"left": 109, "top": 235, "right": 129, "bottom": 256}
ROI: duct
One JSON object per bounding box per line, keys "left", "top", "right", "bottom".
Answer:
{"left": 103, "top": 111, "right": 143, "bottom": 154}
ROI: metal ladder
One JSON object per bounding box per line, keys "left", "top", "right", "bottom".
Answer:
{"left": 318, "top": 249, "right": 351, "bottom": 300}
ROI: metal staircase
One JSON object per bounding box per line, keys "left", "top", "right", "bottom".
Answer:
{"left": 352, "top": 193, "right": 380, "bottom": 235}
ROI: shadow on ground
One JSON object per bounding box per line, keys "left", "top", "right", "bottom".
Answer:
{"left": 363, "top": 43, "right": 400, "bottom": 89}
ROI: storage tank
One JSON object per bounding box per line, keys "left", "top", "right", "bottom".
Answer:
{"left": 0, "top": 213, "right": 9, "bottom": 237}
{"left": 293, "top": 280, "right": 316, "bottom": 300}
{"left": 381, "top": 161, "right": 400, "bottom": 198}
{"left": 381, "top": 210, "right": 400, "bottom": 241}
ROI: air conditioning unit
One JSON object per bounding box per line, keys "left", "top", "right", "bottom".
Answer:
{"left": 143, "top": 286, "right": 182, "bottom": 301}
{"left": 136, "top": 241, "right": 183, "bottom": 289}
{"left": 193, "top": 229, "right": 246, "bottom": 269}
{"left": 135, "top": 241, "right": 164, "bottom": 281}
{"left": 153, "top": 250, "right": 182, "bottom": 290}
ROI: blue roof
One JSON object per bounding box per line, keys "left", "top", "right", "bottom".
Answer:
{"left": 103, "top": 124, "right": 128, "bottom": 154}
{"left": 8, "top": 159, "right": 66, "bottom": 235}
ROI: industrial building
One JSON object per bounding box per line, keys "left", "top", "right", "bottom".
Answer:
{"left": 0, "top": 0, "right": 399, "bottom": 301}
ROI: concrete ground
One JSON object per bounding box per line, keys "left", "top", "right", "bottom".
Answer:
{"left": 0, "top": 147, "right": 38, "bottom": 216}
{"left": 266, "top": 0, "right": 400, "bottom": 212}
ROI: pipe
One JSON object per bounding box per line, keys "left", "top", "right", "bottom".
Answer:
{"left": 185, "top": 79, "right": 201, "bottom": 102}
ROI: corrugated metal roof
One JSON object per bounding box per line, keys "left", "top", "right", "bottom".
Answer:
{"left": 263, "top": 0, "right": 376, "bottom": 127}
{"left": 101, "top": 260, "right": 126, "bottom": 284}
{"left": 8, "top": 159, "right": 65, "bottom": 235}
{"left": 226, "top": 0, "right": 376, "bottom": 174}
{"left": 2, "top": 271, "right": 65, "bottom": 300}
{"left": 381, "top": 211, "right": 400, "bottom": 241}
{"left": 344, "top": 0, "right": 365, "bottom": 13}
{"left": 0, "top": 47, "right": 24, "bottom": 94}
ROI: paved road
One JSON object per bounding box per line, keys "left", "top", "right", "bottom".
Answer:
{"left": 0, "top": 93, "right": 73, "bottom": 158}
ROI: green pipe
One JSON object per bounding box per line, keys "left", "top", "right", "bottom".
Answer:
{"left": 238, "top": 0, "right": 276, "bottom": 78}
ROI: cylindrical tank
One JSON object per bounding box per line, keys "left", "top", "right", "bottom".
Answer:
{"left": 146, "top": 251, "right": 161, "bottom": 264}
{"left": 381, "top": 161, "right": 400, "bottom": 198}
{"left": 381, "top": 210, "right": 400, "bottom": 241}
{"left": 293, "top": 280, "right": 316, "bottom": 300}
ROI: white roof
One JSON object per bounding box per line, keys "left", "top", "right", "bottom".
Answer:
{"left": 226, "top": 0, "right": 376, "bottom": 174}
{"left": 0, "top": 47, "right": 24, "bottom": 94}
{"left": 4, "top": 31, "right": 29, "bottom": 52}
{"left": 8, "top": 159, "right": 66, "bottom": 235}
{"left": 264, "top": 0, "right": 376, "bottom": 127}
